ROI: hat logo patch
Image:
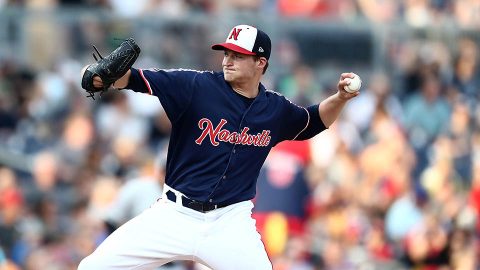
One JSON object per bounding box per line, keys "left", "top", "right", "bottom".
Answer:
{"left": 228, "top": 28, "right": 243, "bottom": 41}
{"left": 258, "top": 47, "right": 264, "bottom": 52}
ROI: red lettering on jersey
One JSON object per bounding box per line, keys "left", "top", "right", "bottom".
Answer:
{"left": 261, "top": 131, "right": 271, "bottom": 145}
{"left": 195, "top": 118, "right": 271, "bottom": 147}
{"left": 228, "top": 132, "right": 238, "bottom": 143}
{"left": 240, "top": 127, "right": 250, "bottom": 144}
{"left": 195, "top": 118, "right": 227, "bottom": 146}
{"left": 218, "top": 129, "right": 229, "bottom": 142}
{"left": 228, "top": 28, "right": 243, "bottom": 41}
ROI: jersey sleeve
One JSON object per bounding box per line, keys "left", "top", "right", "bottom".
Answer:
{"left": 293, "top": 104, "right": 327, "bottom": 140}
{"left": 126, "top": 68, "right": 196, "bottom": 122}
{"left": 278, "top": 99, "right": 327, "bottom": 142}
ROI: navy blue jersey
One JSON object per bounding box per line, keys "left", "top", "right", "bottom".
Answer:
{"left": 126, "top": 68, "right": 326, "bottom": 205}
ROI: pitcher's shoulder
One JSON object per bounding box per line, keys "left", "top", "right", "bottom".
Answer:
{"left": 192, "top": 70, "right": 222, "bottom": 81}
{"left": 265, "top": 89, "right": 289, "bottom": 103}
{"left": 265, "top": 89, "right": 284, "bottom": 98}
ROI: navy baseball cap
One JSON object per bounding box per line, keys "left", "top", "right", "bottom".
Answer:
{"left": 212, "top": 25, "right": 271, "bottom": 60}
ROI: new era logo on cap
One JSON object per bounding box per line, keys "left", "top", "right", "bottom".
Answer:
{"left": 212, "top": 25, "right": 271, "bottom": 60}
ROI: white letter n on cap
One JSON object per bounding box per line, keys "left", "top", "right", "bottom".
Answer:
{"left": 229, "top": 28, "right": 242, "bottom": 40}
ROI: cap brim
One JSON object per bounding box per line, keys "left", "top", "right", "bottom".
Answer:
{"left": 211, "top": 43, "right": 256, "bottom": 56}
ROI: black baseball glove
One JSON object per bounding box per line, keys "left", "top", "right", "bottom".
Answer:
{"left": 81, "top": 38, "right": 141, "bottom": 99}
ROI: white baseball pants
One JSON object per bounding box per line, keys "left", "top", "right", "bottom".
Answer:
{"left": 77, "top": 193, "right": 272, "bottom": 269}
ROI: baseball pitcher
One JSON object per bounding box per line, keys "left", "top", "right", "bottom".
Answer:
{"left": 78, "top": 24, "right": 359, "bottom": 270}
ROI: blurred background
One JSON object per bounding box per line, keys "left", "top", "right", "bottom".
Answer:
{"left": 0, "top": 0, "right": 479, "bottom": 269}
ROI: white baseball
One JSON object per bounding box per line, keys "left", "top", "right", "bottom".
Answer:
{"left": 344, "top": 74, "right": 362, "bottom": 93}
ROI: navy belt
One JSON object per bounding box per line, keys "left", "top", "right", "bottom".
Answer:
{"left": 166, "top": 190, "right": 228, "bottom": 213}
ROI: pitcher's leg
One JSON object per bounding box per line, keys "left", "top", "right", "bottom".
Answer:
{"left": 196, "top": 204, "right": 272, "bottom": 270}
{"left": 78, "top": 199, "right": 197, "bottom": 270}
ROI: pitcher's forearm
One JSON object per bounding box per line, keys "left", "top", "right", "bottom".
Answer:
{"left": 318, "top": 92, "right": 348, "bottom": 128}
{"left": 113, "top": 69, "right": 132, "bottom": 89}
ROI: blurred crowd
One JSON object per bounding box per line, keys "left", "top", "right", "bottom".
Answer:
{"left": 0, "top": 0, "right": 480, "bottom": 30}
{"left": 0, "top": 1, "right": 480, "bottom": 270}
